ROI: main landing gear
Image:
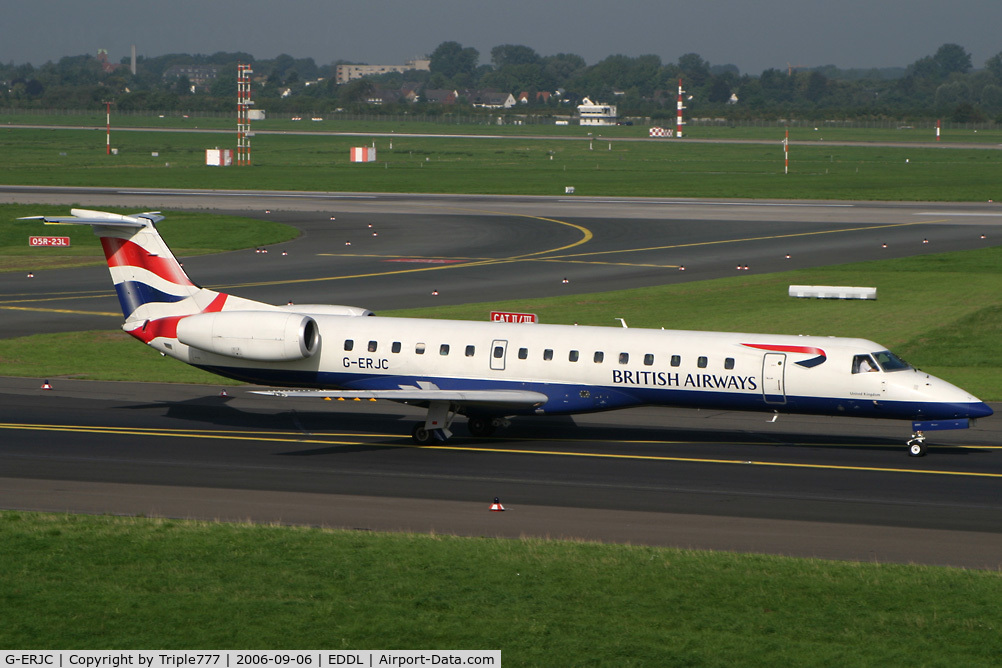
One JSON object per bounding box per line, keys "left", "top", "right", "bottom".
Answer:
{"left": 410, "top": 400, "right": 456, "bottom": 445}
{"left": 467, "top": 417, "right": 510, "bottom": 437}
{"left": 409, "top": 409, "right": 509, "bottom": 445}
{"left": 411, "top": 422, "right": 447, "bottom": 445}
{"left": 907, "top": 431, "right": 927, "bottom": 457}
{"left": 466, "top": 416, "right": 495, "bottom": 437}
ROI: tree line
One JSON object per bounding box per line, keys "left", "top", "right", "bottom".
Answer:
{"left": 3, "top": 41, "right": 1001, "bottom": 123}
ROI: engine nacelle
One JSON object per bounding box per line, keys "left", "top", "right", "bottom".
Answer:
{"left": 177, "top": 311, "right": 319, "bottom": 362}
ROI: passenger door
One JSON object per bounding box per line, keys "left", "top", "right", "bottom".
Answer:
{"left": 761, "top": 353, "right": 787, "bottom": 405}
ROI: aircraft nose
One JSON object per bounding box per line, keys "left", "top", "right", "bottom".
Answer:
{"left": 969, "top": 402, "right": 994, "bottom": 419}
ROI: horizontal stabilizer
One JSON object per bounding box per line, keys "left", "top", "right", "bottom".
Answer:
{"left": 18, "top": 209, "right": 163, "bottom": 228}
{"left": 19, "top": 216, "right": 144, "bottom": 228}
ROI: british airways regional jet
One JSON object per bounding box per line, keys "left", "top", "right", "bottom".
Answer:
{"left": 21, "top": 209, "right": 993, "bottom": 456}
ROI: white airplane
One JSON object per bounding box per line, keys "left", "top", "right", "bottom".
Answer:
{"left": 20, "top": 209, "right": 993, "bottom": 456}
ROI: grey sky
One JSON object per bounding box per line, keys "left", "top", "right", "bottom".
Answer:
{"left": 3, "top": 0, "right": 1000, "bottom": 74}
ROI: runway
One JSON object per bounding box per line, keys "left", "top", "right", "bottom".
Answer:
{"left": 1, "top": 186, "right": 1001, "bottom": 566}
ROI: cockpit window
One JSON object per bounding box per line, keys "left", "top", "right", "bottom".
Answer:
{"left": 852, "top": 354, "right": 879, "bottom": 374}
{"left": 872, "top": 350, "right": 911, "bottom": 372}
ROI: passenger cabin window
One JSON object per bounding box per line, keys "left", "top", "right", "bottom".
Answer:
{"left": 671, "top": 355, "right": 681, "bottom": 367}
{"left": 391, "top": 342, "right": 401, "bottom": 354}
{"left": 619, "top": 353, "right": 629, "bottom": 364}
{"left": 724, "top": 358, "right": 735, "bottom": 370}
{"left": 415, "top": 343, "right": 426, "bottom": 355}
{"left": 543, "top": 349, "right": 553, "bottom": 361}
{"left": 493, "top": 346, "right": 504, "bottom": 359}
{"left": 569, "top": 350, "right": 579, "bottom": 362}
{"left": 643, "top": 354, "right": 654, "bottom": 366}
{"left": 594, "top": 351, "right": 604, "bottom": 363}
{"left": 853, "top": 354, "right": 879, "bottom": 374}
{"left": 518, "top": 348, "right": 528, "bottom": 360}
{"left": 465, "top": 345, "right": 476, "bottom": 357}
{"left": 440, "top": 344, "right": 450, "bottom": 356}
{"left": 368, "top": 341, "right": 378, "bottom": 352}
{"left": 697, "top": 356, "right": 708, "bottom": 368}
{"left": 344, "top": 339, "right": 354, "bottom": 351}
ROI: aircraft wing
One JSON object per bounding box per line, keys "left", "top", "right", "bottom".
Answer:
{"left": 251, "top": 386, "right": 548, "bottom": 410}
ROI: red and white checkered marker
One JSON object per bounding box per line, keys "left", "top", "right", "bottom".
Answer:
{"left": 490, "top": 497, "right": 505, "bottom": 512}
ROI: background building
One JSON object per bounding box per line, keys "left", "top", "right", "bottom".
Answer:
{"left": 577, "top": 97, "right": 617, "bottom": 125}
{"left": 335, "top": 59, "right": 430, "bottom": 84}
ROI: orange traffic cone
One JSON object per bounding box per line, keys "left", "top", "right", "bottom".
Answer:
{"left": 490, "top": 497, "right": 505, "bottom": 512}
{"left": 41, "top": 380, "right": 52, "bottom": 390}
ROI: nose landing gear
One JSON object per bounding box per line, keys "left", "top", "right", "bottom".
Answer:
{"left": 907, "top": 431, "right": 926, "bottom": 457}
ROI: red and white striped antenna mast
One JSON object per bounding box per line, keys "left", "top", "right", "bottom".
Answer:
{"left": 676, "top": 79, "right": 686, "bottom": 138}
{"left": 236, "top": 63, "right": 254, "bottom": 165}
{"left": 784, "top": 127, "right": 789, "bottom": 175}
{"left": 105, "top": 101, "right": 112, "bottom": 155}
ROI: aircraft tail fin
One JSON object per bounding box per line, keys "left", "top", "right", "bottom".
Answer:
{"left": 20, "top": 209, "right": 219, "bottom": 323}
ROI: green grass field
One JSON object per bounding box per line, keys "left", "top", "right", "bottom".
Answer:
{"left": 2, "top": 126, "right": 1001, "bottom": 200}
{"left": 2, "top": 512, "right": 1000, "bottom": 665}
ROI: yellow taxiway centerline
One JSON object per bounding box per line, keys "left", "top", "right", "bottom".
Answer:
{"left": 0, "top": 305, "right": 120, "bottom": 317}
{"left": 1, "top": 422, "right": 998, "bottom": 479}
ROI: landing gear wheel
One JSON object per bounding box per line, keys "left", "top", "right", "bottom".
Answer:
{"left": 467, "top": 417, "right": 497, "bottom": 437}
{"left": 907, "top": 431, "right": 927, "bottom": 457}
{"left": 412, "top": 422, "right": 435, "bottom": 445}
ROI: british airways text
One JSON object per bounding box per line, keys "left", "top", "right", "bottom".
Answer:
{"left": 612, "top": 370, "right": 758, "bottom": 390}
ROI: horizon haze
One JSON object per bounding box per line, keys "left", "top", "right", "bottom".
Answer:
{"left": 3, "top": 0, "right": 1000, "bottom": 75}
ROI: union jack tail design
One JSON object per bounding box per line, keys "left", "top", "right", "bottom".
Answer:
{"left": 19, "top": 209, "right": 235, "bottom": 342}
{"left": 96, "top": 214, "right": 202, "bottom": 318}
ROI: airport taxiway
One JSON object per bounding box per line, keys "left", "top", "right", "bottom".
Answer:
{"left": 0, "top": 376, "right": 1000, "bottom": 568}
